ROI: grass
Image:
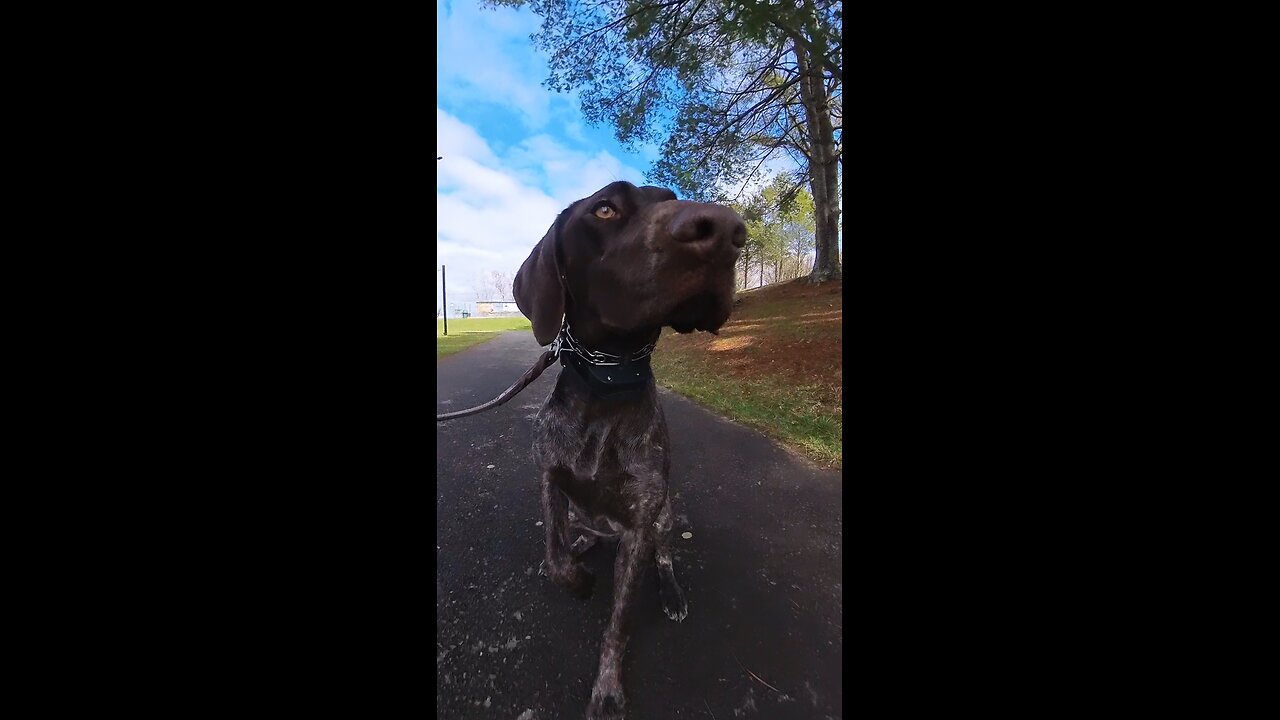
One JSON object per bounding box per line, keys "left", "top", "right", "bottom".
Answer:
{"left": 653, "top": 354, "right": 842, "bottom": 466}
{"left": 436, "top": 316, "right": 532, "bottom": 359}
{"left": 432, "top": 282, "right": 843, "bottom": 468}
{"left": 650, "top": 278, "right": 842, "bottom": 468}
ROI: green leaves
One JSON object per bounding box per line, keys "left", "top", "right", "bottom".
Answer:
{"left": 480, "top": 0, "right": 842, "bottom": 282}
{"left": 731, "top": 173, "right": 815, "bottom": 288}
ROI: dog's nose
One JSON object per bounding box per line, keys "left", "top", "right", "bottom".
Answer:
{"left": 669, "top": 203, "right": 747, "bottom": 254}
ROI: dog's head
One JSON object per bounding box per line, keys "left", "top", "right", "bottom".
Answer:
{"left": 514, "top": 181, "right": 746, "bottom": 345}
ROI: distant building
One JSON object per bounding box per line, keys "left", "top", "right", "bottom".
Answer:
{"left": 474, "top": 300, "right": 521, "bottom": 317}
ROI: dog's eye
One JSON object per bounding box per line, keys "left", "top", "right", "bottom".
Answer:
{"left": 592, "top": 203, "right": 618, "bottom": 220}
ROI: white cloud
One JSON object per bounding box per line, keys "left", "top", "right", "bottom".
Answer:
{"left": 434, "top": 109, "right": 499, "bottom": 168}
{"left": 435, "top": 109, "right": 647, "bottom": 312}
{"left": 505, "top": 134, "right": 647, "bottom": 203}
{"left": 563, "top": 121, "right": 587, "bottom": 144}
{"left": 435, "top": 1, "right": 551, "bottom": 129}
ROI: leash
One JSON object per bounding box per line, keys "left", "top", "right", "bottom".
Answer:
{"left": 436, "top": 323, "right": 658, "bottom": 422}
{"left": 436, "top": 349, "right": 557, "bottom": 421}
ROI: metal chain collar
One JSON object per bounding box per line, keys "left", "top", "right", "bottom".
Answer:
{"left": 551, "top": 322, "right": 657, "bottom": 367}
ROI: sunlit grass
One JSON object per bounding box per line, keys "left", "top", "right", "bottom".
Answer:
{"left": 653, "top": 351, "right": 842, "bottom": 467}
{"left": 650, "top": 280, "right": 842, "bottom": 468}
{"left": 436, "top": 316, "right": 532, "bottom": 359}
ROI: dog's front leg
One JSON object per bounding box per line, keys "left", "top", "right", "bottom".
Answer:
{"left": 585, "top": 526, "right": 651, "bottom": 720}
{"left": 653, "top": 499, "right": 688, "bottom": 622}
{"left": 541, "top": 468, "right": 594, "bottom": 598}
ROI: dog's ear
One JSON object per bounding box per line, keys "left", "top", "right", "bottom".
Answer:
{"left": 514, "top": 212, "right": 566, "bottom": 346}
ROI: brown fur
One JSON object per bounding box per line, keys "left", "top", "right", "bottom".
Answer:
{"left": 515, "top": 181, "right": 744, "bottom": 719}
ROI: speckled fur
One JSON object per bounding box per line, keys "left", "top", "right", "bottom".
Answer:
{"left": 515, "top": 181, "right": 743, "bottom": 720}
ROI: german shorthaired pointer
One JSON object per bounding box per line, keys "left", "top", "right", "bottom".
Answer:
{"left": 514, "top": 181, "right": 745, "bottom": 719}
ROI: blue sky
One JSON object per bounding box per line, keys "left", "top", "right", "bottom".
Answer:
{"left": 436, "top": 0, "right": 662, "bottom": 312}
{"left": 434, "top": 0, "right": 835, "bottom": 313}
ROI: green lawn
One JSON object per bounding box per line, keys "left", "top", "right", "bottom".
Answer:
{"left": 436, "top": 316, "right": 532, "bottom": 359}
{"left": 652, "top": 351, "right": 842, "bottom": 467}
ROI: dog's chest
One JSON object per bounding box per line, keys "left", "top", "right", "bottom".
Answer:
{"left": 533, "top": 400, "right": 669, "bottom": 523}
{"left": 532, "top": 397, "right": 666, "bottom": 471}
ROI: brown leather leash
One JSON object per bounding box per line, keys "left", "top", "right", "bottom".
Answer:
{"left": 436, "top": 350, "right": 556, "bottom": 421}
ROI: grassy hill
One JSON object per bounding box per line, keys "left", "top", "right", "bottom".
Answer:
{"left": 652, "top": 278, "right": 842, "bottom": 468}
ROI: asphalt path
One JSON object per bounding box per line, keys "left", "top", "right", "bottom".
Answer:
{"left": 437, "top": 330, "right": 842, "bottom": 719}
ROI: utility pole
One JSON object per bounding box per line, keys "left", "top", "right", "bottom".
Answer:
{"left": 438, "top": 156, "right": 446, "bottom": 335}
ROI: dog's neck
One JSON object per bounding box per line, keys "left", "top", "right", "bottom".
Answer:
{"left": 553, "top": 310, "right": 660, "bottom": 399}
{"left": 561, "top": 310, "right": 660, "bottom": 358}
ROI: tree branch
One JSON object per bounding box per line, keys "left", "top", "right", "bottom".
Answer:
{"left": 769, "top": 19, "right": 841, "bottom": 82}
{"left": 568, "top": 0, "right": 689, "bottom": 46}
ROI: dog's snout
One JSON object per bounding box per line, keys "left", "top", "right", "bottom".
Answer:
{"left": 669, "top": 204, "right": 746, "bottom": 254}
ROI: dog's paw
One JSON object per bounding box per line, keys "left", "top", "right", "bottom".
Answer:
{"left": 659, "top": 578, "right": 688, "bottom": 622}
{"left": 586, "top": 687, "right": 625, "bottom": 720}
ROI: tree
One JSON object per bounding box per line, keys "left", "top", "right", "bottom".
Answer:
{"left": 747, "top": 211, "right": 782, "bottom": 288}
{"left": 475, "top": 270, "right": 517, "bottom": 302}
{"left": 734, "top": 175, "right": 815, "bottom": 288}
{"left": 483, "top": 0, "right": 841, "bottom": 282}
{"left": 490, "top": 270, "right": 516, "bottom": 302}
{"left": 730, "top": 198, "right": 768, "bottom": 290}
{"left": 780, "top": 184, "right": 816, "bottom": 280}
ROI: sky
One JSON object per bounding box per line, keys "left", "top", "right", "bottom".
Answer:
{"left": 435, "top": 0, "right": 661, "bottom": 314}
{"left": 434, "top": 0, "right": 834, "bottom": 315}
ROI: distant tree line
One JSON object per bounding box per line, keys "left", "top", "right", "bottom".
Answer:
{"left": 473, "top": 270, "right": 516, "bottom": 302}
{"left": 734, "top": 176, "right": 817, "bottom": 290}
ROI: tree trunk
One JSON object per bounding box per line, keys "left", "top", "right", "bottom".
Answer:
{"left": 795, "top": 39, "right": 841, "bottom": 283}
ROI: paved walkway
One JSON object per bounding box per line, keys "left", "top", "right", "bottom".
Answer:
{"left": 437, "top": 330, "right": 842, "bottom": 719}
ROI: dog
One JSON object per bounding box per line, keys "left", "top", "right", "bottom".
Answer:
{"left": 514, "top": 180, "right": 745, "bottom": 719}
